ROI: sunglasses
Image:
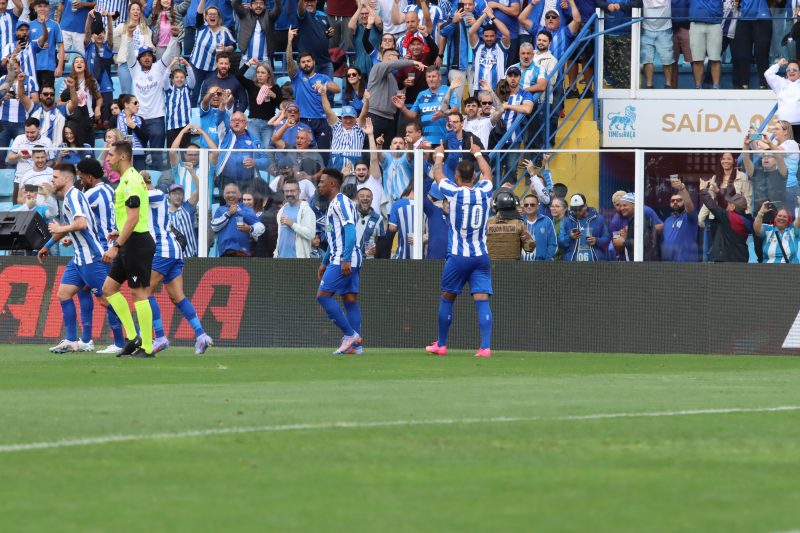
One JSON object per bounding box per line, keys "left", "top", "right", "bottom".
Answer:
{"left": 788, "top": 68, "right": 799, "bottom": 72}
{"left": 523, "top": 203, "right": 536, "bottom": 207}
{"left": 545, "top": 14, "right": 559, "bottom": 19}
{"left": 480, "top": 101, "right": 493, "bottom": 105}
{"left": 347, "top": 72, "right": 359, "bottom": 77}
{"left": 41, "top": 92, "right": 55, "bottom": 97}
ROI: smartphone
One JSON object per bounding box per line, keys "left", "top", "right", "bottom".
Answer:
{"left": 669, "top": 174, "right": 679, "bottom": 180}
{"left": 766, "top": 202, "right": 776, "bottom": 211}
{"left": 457, "top": 1, "right": 464, "bottom": 9}
{"left": 749, "top": 133, "right": 762, "bottom": 141}
{"left": 20, "top": 150, "right": 29, "bottom": 156}
{"left": 24, "top": 184, "right": 38, "bottom": 193}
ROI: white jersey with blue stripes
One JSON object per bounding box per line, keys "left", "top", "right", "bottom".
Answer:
{"left": 325, "top": 192, "right": 363, "bottom": 267}
{"left": 62, "top": 187, "right": 104, "bottom": 266}
{"left": 190, "top": 26, "right": 235, "bottom": 72}
{"left": 438, "top": 179, "right": 492, "bottom": 257}
{"left": 85, "top": 182, "right": 116, "bottom": 251}
{"left": 148, "top": 189, "right": 182, "bottom": 259}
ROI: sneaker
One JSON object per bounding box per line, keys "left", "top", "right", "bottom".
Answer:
{"left": 152, "top": 336, "right": 170, "bottom": 354}
{"left": 425, "top": 342, "right": 447, "bottom": 356}
{"left": 119, "top": 335, "right": 141, "bottom": 357}
{"left": 77, "top": 340, "right": 95, "bottom": 352}
{"left": 194, "top": 333, "right": 214, "bottom": 355}
{"left": 333, "top": 333, "right": 361, "bottom": 355}
{"left": 97, "top": 344, "right": 124, "bottom": 355}
{"left": 475, "top": 348, "right": 492, "bottom": 358}
{"left": 49, "top": 339, "right": 79, "bottom": 354}
{"left": 129, "top": 347, "right": 155, "bottom": 358}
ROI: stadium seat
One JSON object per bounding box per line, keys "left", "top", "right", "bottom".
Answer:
{"left": 0, "top": 170, "right": 15, "bottom": 201}
{"left": 0, "top": 201, "right": 12, "bottom": 211}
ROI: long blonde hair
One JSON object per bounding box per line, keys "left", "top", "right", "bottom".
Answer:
{"left": 254, "top": 61, "right": 274, "bottom": 88}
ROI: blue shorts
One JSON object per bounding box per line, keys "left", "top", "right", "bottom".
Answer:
{"left": 441, "top": 254, "right": 493, "bottom": 295}
{"left": 319, "top": 264, "right": 360, "bottom": 295}
{"left": 61, "top": 260, "right": 109, "bottom": 296}
{"left": 152, "top": 256, "right": 185, "bottom": 284}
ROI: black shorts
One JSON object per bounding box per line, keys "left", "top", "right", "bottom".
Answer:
{"left": 108, "top": 231, "right": 156, "bottom": 288}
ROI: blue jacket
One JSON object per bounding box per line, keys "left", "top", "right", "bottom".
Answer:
{"left": 558, "top": 207, "right": 611, "bottom": 261}
{"left": 523, "top": 214, "right": 558, "bottom": 260}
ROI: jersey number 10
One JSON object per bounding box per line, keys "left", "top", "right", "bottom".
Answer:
{"left": 461, "top": 205, "right": 484, "bottom": 231}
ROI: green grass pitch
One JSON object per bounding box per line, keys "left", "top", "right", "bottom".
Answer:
{"left": 1, "top": 346, "right": 800, "bottom": 532}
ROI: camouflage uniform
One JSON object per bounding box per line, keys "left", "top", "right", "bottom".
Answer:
{"left": 604, "top": 35, "right": 632, "bottom": 89}
{"left": 487, "top": 211, "right": 536, "bottom": 259}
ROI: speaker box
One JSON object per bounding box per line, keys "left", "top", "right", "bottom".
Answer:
{"left": 0, "top": 211, "right": 50, "bottom": 251}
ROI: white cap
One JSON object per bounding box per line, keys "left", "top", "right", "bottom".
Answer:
{"left": 569, "top": 194, "right": 585, "bottom": 208}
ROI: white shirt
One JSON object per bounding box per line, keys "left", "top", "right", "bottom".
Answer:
{"left": 465, "top": 116, "right": 494, "bottom": 149}
{"left": 766, "top": 63, "right": 800, "bottom": 124}
{"left": 356, "top": 175, "right": 387, "bottom": 216}
{"left": 269, "top": 177, "right": 317, "bottom": 202}
{"left": 128, "top": 39, "right": 179, "bottom": 119}
{"left": 10, "top": 134, "right": 54, "bottom": 179}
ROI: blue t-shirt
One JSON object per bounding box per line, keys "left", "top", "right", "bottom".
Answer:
{"left": 29, "top": 20, "right": 63, "bottom": 71}
{"left": 85, "top": 41, "right": 114, "bottom": 93}
{"left": 199, "top": 106, "right": 225, "bottom": 148}
{"left": 60, "top": 0, "right": 92, "bottom": 32}
{"left": 297, "top": 8, "right": 331, "bottom": 66}
{"left": 410, "top": 85, "right": 460, "bottom": 145}
{"left": 689, "top": 0, "right": 723, "bottom": 23}
{"left": 494, "top": 0, "right": 521, "bottom": 38}
{"left": 291, "top": 71, "right": 331, "bottom": 120}
{"left": 423, "top": 196, "right": 448, "bottom": 259}
{"left": 661, "top": 210, "right": 699, "bottom": 262}
{"left": 277, "top": 203, "right": 300, "bottom": 257}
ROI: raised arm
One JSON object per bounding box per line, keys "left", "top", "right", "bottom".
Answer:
{"left": 485, "top": 6, "right": 511, "bottom": 48}
{"left": 567, "top": 0, "right": 581, "bottom": 33}
{"left": 671, "top": 176, "right": 694, "bottom": 214}
{"left": 471, "top": 141, "right": 492, "bottom": 183}
{"left": 468, "top": 10, "right": 485, "bottom": 48}
{"left": 518, "top": 2, "right": 534, "bottom": 30}
{"left": 286, "top": 27, "right": 298, "bottom": 77}
{"left": 318, "top": 84, "right": 338, "bottom": 126}
{"left": 348, "top": 2, "right": 361, "bottom": 32}
{"left": 363, "top": 117, "right": 382, "bottom": 179}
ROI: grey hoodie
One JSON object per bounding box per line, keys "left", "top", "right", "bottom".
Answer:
{"left": 366, "top": 59, "right": 415, "bottom": 119}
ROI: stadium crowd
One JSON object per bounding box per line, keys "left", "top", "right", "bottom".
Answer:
{"left": 0, "top": 0, "right": 798, "bottom": 263}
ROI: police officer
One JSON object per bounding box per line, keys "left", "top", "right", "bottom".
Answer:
{"left": 487, "top": 190, "right": 535, "bottom": 259}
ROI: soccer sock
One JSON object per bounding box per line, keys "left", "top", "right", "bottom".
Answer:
{"left": 343, "top": 301, "right": 362, "bottom": 337}
{"left": 60, "top": 299, "right": 78, "bottom": 342}
{"left": 176, "top": 297, "right": 205, "bottom": 337}
{"left": 106, "top": 292, "right": 137, "bottom": 340}
{"left": 106, "top": 307, "right": 125, "bottom": 347}
{"left": 134, "top": 299, "right": 154, "bottom": 353}
{"left": 437, "top": 296, "right": 454, "bottom": 347}
{"left": 475, "top": 300, "right": 492, "bottom": 350}
{"left": 316, "top": 295, "right": 355, "bottom": 337}
{"left": 148, "top": 296, "right": 165, "bottom": 338}
{"left": 77, "top": 290, "right": 94, "bottom": 343}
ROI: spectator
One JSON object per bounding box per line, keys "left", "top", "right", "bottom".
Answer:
{"left": 668, "top": 0, "right": 691, "bottom": 88}
{"left": 745, "top": 135, "right": 788, "bottom": 261}
{"left": 612, "top": 192, "right": 663, "bottom": 261}
{"left": 388, "top": 184, "right": 415, "bottom": 259}
{"left": 349, "top": 1, "right": 383, "bottom": 76}
{"left": 354, "top": 118, "right": 387, "bottom": 214}
{"left": 167, "top": 182, "right": 199, "bottom": 258}
{"left": 688, "top": 0, "right": 723, "bottom": 89}
{"left": 379, "top": 0, "right": 407, "bottom": 37}
{"left": 698, "top": 151, "right": 751, "bottom": 260}
{"left": 732, "top": 0, "right": 771, "bottom": 89}
{"left": 0, "top": 66, "right": 34, "bottom": 169}
{"left": 169, "top": 123, "right": 219, "bottom": 197}
{"left": 198, "top": 51, "right": 248, "bottom": 113}
{"left": 1, "top": 20, "right": 42, "bottom": 97}
{"left": 8, "top": 117, "right": 53, "bottom": 203}
{"left": 363, "top": 30, "right": 399, "bottom": 66}
{"left": 520, "top": 192, "right": 557, "bottom": 260}
{"left": 768, "top": 119, "right": 800, "bottom": 212}
{"left": 379, "top": 135, "right": 412, "bottom": 203}
{"left": 765, "top": 59, "right": 800, "bottom": 140}
{"left": 17, "top": 146, "right": 56, "bottom": 216}
{"left": 286, "top": 27, "right": 339, "bottom": 164}
{"left": 0, "top": 0, "right": 15, "bottom": 64}
{"left": 487, "top": 189, "right": 535, "bottom": 259}
{"left": 211, "top": 182, "right": 265, "bottom": 256}
{"left": 236, "top": 59, "right": 282, "bottom": 151}
{"left": 395, "top": 1, "right": 432, "bottom": 56}
{"left": 500, "top": 65, "right": 535, "bottom": 138}
{"left": 252, "top": 189, "right": 280, "bottom": 257}
{"left": 343, "top": 65, "right": 366, "bottom": 113}
{"left": 189, "top": 4, "right": 235, "bottom": 104}
{"left": 116, "top": 93, "right": 147, "bottom": 169}
{"left": 365, "top": 47, "right": 422, "bottom": 146}
{"left": 149, "top": 0, "right": 183, "bottom": 59}
{"left": 533, "top": 29, "right": 559, "bottom": 99}
{"left": 273, "top": 128, "right": 325, "bottom": 180}
{"left": 558, "top": 193, "right": 610, "bottom": 261}
{"left": 30, "top": 0, "right": 64, "bottom": 89}
{"left": 462, "top": 92, "right": 503, "bottom": 148}
{"left": 114, "top": 1, "right": 153, "bottom": 95}
{"left": 297, "top": 0, "right": 335, "bottom": 78}
{"left": 327, "top": 0, "right": 357, "bottom": 51}
{"left": 215, "top": 111, "right": 268, "bottom": 190}
{"left": 13, "top": 183, "right": 51, "bottom": 221}
{"left": 442, "top": 109, "right": 483, "bottom": 180}
{"left": 438, "top": 1, "right": 477, "bottom": 76}
{"left": 641, "top": 0, "right": 675, "bottom": 89}
{"left": 511, "top": 41, "right": 546, "bottom": 97}
{"left": 56, "top": 0, "right": 92, "bottom": 56}
{"left": 198, "top": 84, "right": 229, "bottom": 149}
{"left": 269, "top": 101, "right": 315, "bottom": 149}
{"left": 699, "top": 181, "right": 752, "bottom": 262}
{"left": 23, "top": 81, "right": 77, "bottom": 148}
{"left": 163, "top": 57, "right": 196, "bottom": 149}
{"left": 754, "top": 204, "right": 800, "bottom": 263}
{"left": 100, "top": 127, "right": 124, "bottom": 184}
{"left": 395, "top": 33, "right": 439, "bottom": 105}
{"left": 549, "top": 195, "right": 567, "bottom": 259}
{"left": 662, "top": 175, "right": 699, "bottom": 262}
{"left": 355, "top": 186, "right": 386, "bottom": 259}
{"left": 396, "top": 66, "right": 458, "bottom": 146}
{"left": 232, "top": 0, "right": 281, "bottom": 68}
{"left": 54, "top": 121, "right": 92, "bottom": 166}
{"left": 319, "top": 84, "right": 368, "bottom": 171}
{"left": 596, "top": 0, "right": 641, "bottom": 89}
{"left": 522, "top": 156, "right": 552, "bottom": 216}
{"left": 275, "top": 178, "right": 317, "bottom": 258}
{"left": 84, "top": 10, "right": 115, "bottom": 128}
{"left": 269, "top": 162, "right": 317, "bottom": 200}
{"left": 470, "top": 16, "right": 511, "bottom": 94}
{"left": 61, "top": 55, "right": 103, "bottom": 142}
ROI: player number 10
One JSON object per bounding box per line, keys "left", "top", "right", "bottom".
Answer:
{"left": 461, "top": 204, "right": 483, "bottom": 231}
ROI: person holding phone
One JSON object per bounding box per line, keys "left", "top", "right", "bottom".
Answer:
{"left": 753, "top": 201, "right": 800, "bottom": 263}
{"left": 743, "top": 131, "right": 788, "bottom": 261}
{"left": 8, "top": 117, "right": 54, "bottom": 204}
{"left": 558, "top": 193, "right": 610, "bottom": 261}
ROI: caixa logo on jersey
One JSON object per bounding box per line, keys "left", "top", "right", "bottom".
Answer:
{"left": 606, "top": 105, "right": 637, "bottom": 139}
{"left": 0, "top": 263, "right": 250, "bottom": 343}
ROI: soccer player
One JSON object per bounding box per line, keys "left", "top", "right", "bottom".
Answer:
{"left": 102, "top": 140, "right": 157, "bottom": 358}
{"left": 76, "top": 158, "right": 126, "bottom": 354}
{"left": 315, "top": 168, "right": 364, "bottom": 355}
{"left": 426, "top": 142, "right": 494, "bottom": 357}
{"left": 37, "top": 164, "right": 111, "bottom": 354}
{"left": 144, "top": 175, "right": 214, "bottom": 355}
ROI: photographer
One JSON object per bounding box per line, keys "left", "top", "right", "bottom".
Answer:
{"left": 744, "top": 131, "right": 788, "bottom": 262}
{"left": 753, "top": 202, "right": 800, "bottom": 263}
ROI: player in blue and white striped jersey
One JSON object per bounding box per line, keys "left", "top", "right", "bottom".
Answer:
{"left": 144, "top": 177, "right": 213, "bottom": 355}
{"left": 426, "top": 142, "right": 494, "bottom": 358}
{"left": 167, "top": 183, "right": 198, "bottom": 258}
{"left": 388, "top": 190, "right": 419, "bottom": 260}
{"left": 316, "top": 168, "right": 365, "bottom": 356}
{"left": 38, "top": 164, "right": 121, "bottom": 355}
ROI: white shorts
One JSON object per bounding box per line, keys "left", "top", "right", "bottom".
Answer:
{"left": 689, "top": 22, "right": 723, "bottom": 62}
{"left": 62, "top": 31, "right": 86, "bottom": 56}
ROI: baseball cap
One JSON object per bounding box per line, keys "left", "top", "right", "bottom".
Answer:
{"left": 569, "top": 194, "right": 585, "bottom": 208}
{"left": 340, "top": 105, "right": 357, "bottom": 118}
{"left": 169, "top": 183, "right": 184, "bottom": 192}
{"left": 727, "top": 193, "right": 748, "bottom": 212}
{"left": 619, "top": 192, "right": 635, "bottom": 204}
{"left": 409, "top": 35, "right": 424, "bottom": 44}
{"left": 505, "top": 65, "right": 522, "bottom": 77}
{"left": 545, "top": 8, "right": 560, "bottom": 17}
{"left": 285, "top": 102, "right": 299, "bottom": 111}
{"left": 16, "top": 20, "right": 29, "bottom": 30}
{"left": 137, "top": 46, "right": 156, "bottom": 60}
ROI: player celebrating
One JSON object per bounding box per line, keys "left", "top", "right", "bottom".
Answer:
{"left": 316, "top": 168, "right": 364, "bottom": 355}
{"left": 38, "top": 164, "right": 110, "bottom": 353}
{"left": 144, "top": 174, "right": 214, "bottom": 355}
{"left": 102, "top": 141, "right": 157, "bottom": 358}
{"left": 426, "top": 143, "right": 494, "bottom": 357}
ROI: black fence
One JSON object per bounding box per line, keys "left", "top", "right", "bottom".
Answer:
{"left": 1, "top": 257, "right": 799, "bottom": 355}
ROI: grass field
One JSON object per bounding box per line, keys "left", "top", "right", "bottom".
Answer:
{"left": 1, "top": 346, "right": 800, "bottom": 532}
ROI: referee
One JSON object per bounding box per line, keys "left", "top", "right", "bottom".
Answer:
{"left": 101, "top": 141, "right": 157, "bottom": 358}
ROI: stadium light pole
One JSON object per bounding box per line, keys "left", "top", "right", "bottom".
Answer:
{"left": 198, "top": 148, "right": 210, "bottom": 258}
{"left": 412, "top": 148, "right": 424, "bottom": 260}
{"left": 633, "top": 149, "right": 644, "bottom": 261}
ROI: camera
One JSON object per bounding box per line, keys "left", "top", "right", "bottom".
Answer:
{"left": 748, "top": 133, "right": 762, "bottom": 141}
{"left": 766, "top": 202, "right": 776, "bottom": 211}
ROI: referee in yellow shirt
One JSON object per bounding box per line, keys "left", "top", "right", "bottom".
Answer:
{"left": 101, "top": 141, "right": 157, "bottom": 358}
